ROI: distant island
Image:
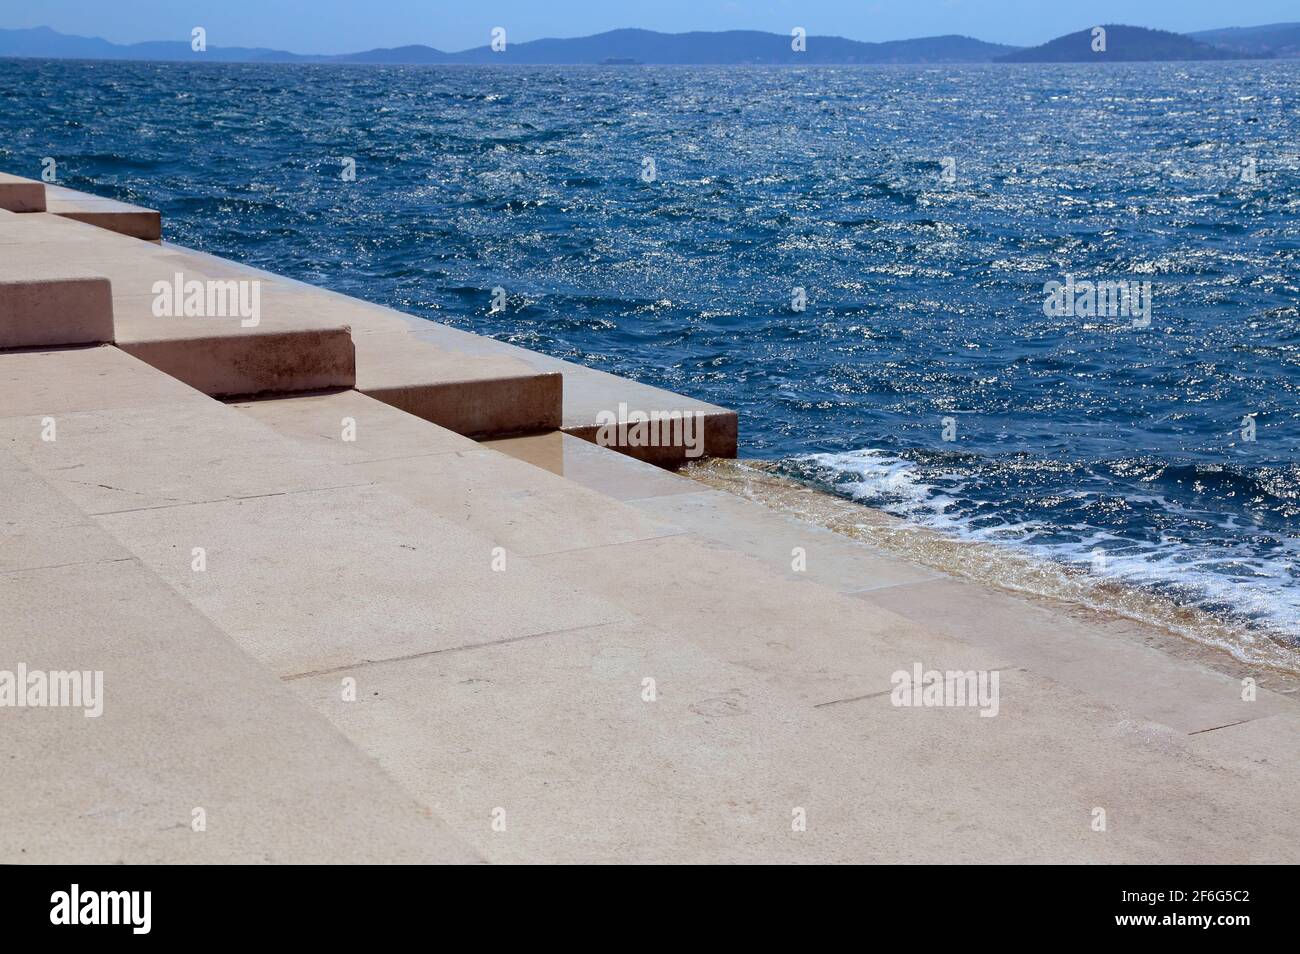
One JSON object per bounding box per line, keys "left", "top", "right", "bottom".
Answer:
{"left": 997, "top": 25, "right": 1272, "bottom": 62}
{"left": 0, "top": 26, "right": 1015, "bottom": 65}
{"left": 1, "top": 22, "right": 1297, "bottom": 66}
{"left": 1188, "top": 22, "right": 1300, "bottom": 58}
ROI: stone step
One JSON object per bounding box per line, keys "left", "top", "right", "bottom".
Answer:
{"left": 0, "top": 347, "right": 621, "bottom": 676}
{"left": 0, "top": 351, "right": 919, "bottom": 861}
{"left": 354, "top": 331, "right": 561, "bottom": 439}
{"left": 43, "top": 183, "right": 162, "bottom": 241}
{"left": 245, "top": 282, "right": 564, "bottom": 438}
{"left": 101, "top": 256, "right": 359, "bottom": 399}
{"left": 0, "top": 210, "right": 124, "bottom": 249}
{"left": 6, "top": 347, "right": 1298, "bottom": 861}
{"left": 0, "top": 214, "right": 355, "bottom": 395}
{"left": 0, "top": 354, "right": 1006, "bottom": 860}
{"left": 534, "top": 530, "right": 1300, "bottom": 861}
{"left": 488, "top": 431, "right": 1298, "bottom": 737}
{"left": 239, "top": 391, "right": 1295, "bottom": 743}
{"left": 127, "top": 250, "right": 569, "bottom": 437}
{"left": 641, "top": 484, "right": 1299, "bottom": 733}
{"left": 0, "top": 266, "right": 114, "bottom": 350}
{"left": 7, "top": 222, "right": 356, "bottom": 395}
{"left": 233, "top": 390, "right": 676, "bottom": 557}
{"left": 409, "top": 320, "right": 737, "bottom": 466}
{"left": 2, "top": 207, "right": 709, "bottom": 443}
{"left": 230, "top": 390, "right": 1300, "bottom": 862}
{"left": 0, "top": 172, "right": 45, "bottom": 212}
{"left": 484, "top": 430, "right": 702, "bottom": 500}
{"left": 0, "top": 176, "right": 161, "bottom": 239}
{"left": 0, "top": 437, "right": 479, "bottom": 864}
{"left": 220, "top": 392, "right": 1123, "bottom": 861}
{"left": 631, "top": 487, "right": 943, "bottom": 592}
{"left": 116, "top": 324, "right": 355, "bottom": 399}
{"left": 284, "top": 617, "right": 984, "bottom": 863}
{"left": 22, "top": 221, "right": 562, "bottom": 423}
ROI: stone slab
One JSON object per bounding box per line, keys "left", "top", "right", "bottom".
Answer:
{"left": 0, "top": 344, "right": 206, "bottom": 417}
{"left": 118, "top": 327, "right": 356, "bottom": 398}
{"left": 0, "top": 211, "right": 118, "bottom": 246}
{"left": 349, "top": 448, "right": 685, "bottom": 557}
{"left": 234, "top": 390, "right": 685, "bottom": 556}
{"left": 0, "top": 555, "right": 479, "bottom": 863}
{"left": 0, "top": 448, "right": 131, "bottom": 573}
{"left": 232, "top": 389, "right": 477, "bottom": 464}
{"left": 44, "top": 183, "right": 162, "bottom": 241}
{"left": 1185, "top": 713, "right": 1300, "bottom": 782}
{"left": 410, "top": 320, "right": 738, "bottom": 464}
{"left": 290, "top": 620, "right": 907, "bottom": 863}
{"left": 857, "top": 577, "right": 1299, "bottom": 735}
{"left": 0, "top": 268, "right": 114, "bottom": 350}
{"left": 485, "top": 431, "right": 701, "bottom": 500}
{"left": 291, "top": 603, "right": 1300, "bottom": 863}
{"left": 97, "top": 483, "right": 627, "bottom": 677}
{"left": 812, "top": 668, "right": 1300, "bottom": 864}
{"left": 0, "top": 172, "right": 45, "bottom": 212}
{"left": 355, "top": 332, "right": 562, "bottom": 439}
{"left": 631, "top": 488, "right": 943, "bottom": 593}
{"left": 544, "top": 534, "right": 1008, "bottom": 707}
{"left": 0, "top": 400, "right": 361, "bottom": 515}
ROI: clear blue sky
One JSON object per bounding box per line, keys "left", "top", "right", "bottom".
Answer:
{"left": 6, "top": 1, "right": 1296, "bottom": 54}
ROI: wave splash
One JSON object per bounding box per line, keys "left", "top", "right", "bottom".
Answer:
{"left": 768, "top": 449, "right": 1300, "bottom": 670}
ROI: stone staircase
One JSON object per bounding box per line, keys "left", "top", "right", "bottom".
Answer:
{"left": 2, "top": 175, "right": 1296, "bottom": 864}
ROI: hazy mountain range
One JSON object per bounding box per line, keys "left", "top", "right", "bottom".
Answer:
{"left": 1188, "top": 22, "right": 1300, "bottom": 57}
{"left": 997, "top": 25, "right": 1272, "bottom": 62}
{"left": 1, "top": 22, "right": 1297, "bottom": 66}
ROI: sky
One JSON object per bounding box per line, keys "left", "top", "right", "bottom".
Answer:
{"left": 3, "top": 1, "right": 1297, "bottom": 55}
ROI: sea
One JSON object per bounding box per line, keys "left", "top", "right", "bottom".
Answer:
{"left": 2, "top": 58, "right": 1297, "bottom": 666}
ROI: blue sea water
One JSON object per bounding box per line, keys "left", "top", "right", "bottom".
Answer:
{"left": 2, "top": 59, "right": 1298, "bottom": 652}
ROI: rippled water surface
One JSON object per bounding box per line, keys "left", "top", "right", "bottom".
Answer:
{"left": 2, "top": 59, "right": 1297, "bottom": 652}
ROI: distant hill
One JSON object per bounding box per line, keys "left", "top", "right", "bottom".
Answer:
{"left": 0, "top": 26, "right": 307, "bottom": 62}
{"left": 422, "top": 29, "right": 1017, "bottom": 64}
{"left": 0, "top": 23, "right": 1289, "bottom": 67}
{"left": 997, "top": 24, "right": 1269, "bottom": 62}
{"left": 342, "top": 44, "right": 448, "bottom": 64}
{"left": 1188, "top": 22, "right": 1300, "bottom": 58}
{"left": 0, "top": 25, "right": 1013, "bottom": 65}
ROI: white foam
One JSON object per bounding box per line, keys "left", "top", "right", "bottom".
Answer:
{"left": 796, "top": 448, "right": 1300, "bottom": 644}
